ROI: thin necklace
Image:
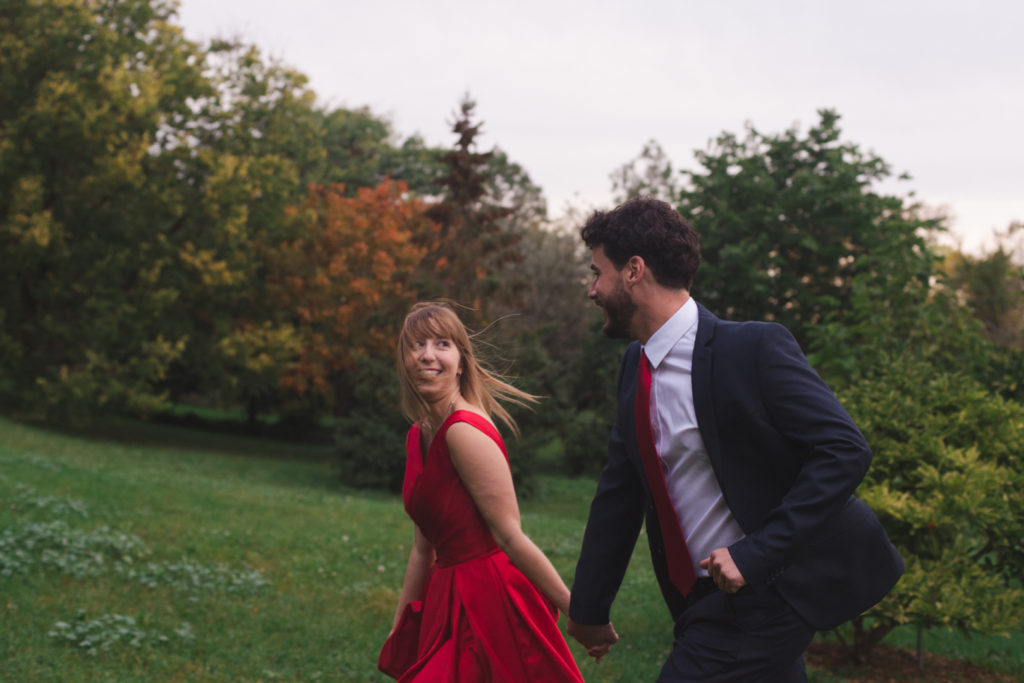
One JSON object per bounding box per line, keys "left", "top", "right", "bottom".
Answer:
{"left": 423, "top": 395, "right": 459, "bottom": 434}
{"left": 421, "top": 395, "right": 459, "bottom": 462}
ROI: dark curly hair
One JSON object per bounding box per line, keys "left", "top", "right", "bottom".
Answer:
{"left": 580, "top": 197, "right": 701, "bottom": 290}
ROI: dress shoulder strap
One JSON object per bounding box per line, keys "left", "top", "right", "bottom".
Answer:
{"left": 439, "top": 409, "right": 508, "bottom": 456}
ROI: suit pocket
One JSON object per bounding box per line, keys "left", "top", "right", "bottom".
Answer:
{"left": 674, "top": 591, "right": 742, "bottom": 653}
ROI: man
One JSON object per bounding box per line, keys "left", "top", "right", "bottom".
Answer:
{"left": 567, "top": 198, "right": 904, "bottom": 681}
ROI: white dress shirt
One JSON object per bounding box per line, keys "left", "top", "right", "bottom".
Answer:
{"left": 642, "top": 297, "right": 746, "bottom": 577}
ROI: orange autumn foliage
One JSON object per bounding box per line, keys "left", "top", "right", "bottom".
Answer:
{"left": 269, "top": 180, "right": 436, "bottom": 397}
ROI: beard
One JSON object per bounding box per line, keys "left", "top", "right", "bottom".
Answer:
{"left": 599, "top": 282, "right": 636, "bottom": 339}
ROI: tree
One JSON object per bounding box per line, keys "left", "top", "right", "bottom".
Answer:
{"left": 937, "top": 227, "right": 1024, "bottom": 403}
{"left": 416, "top": 96, "right": 528, "bottom": 322}
{"left": 0, "top": 1, "right": 543, "bottom": 430}
{"left": 676, "top": 110, "right": 942, "bottom": 348}
{"left": 946, "top": 223, "right": 1024, "bottom": 349}
{"left": 267, "top": 180, "right": 434, "bottom": 413}
{"left": 480, "top": 207, "right": 628, "bottom": 477}
{"left": 155, "top": 37, "right": 447, "bottom": 421}
{"left": 609, "top": 139, "right": 679, "bottom": 204}
{"left": 153, "top": 38, "right": 329, "bottom": 415}
{"left": 0, "top": 0, "right": 208, "bottom": 417}
{"left": 315, "top": 107, "right": 443, "bottom": 197}
{"left": 483, "top": 219, "right": 622, "bottom": 482}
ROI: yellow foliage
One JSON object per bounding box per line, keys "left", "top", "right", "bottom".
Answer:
{"left": 3, "top": 176, "right": 60, "bottom": 248}
{"left": 178, "top": 241, "right": 244, "bottom": 287}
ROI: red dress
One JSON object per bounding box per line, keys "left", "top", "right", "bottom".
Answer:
{"left": 396, "top": 410, "right": 583, "bottom": 682}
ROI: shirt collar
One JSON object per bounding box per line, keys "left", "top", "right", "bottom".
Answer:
{"left": 642, "top": 297, "right": 698, "bottom": 369}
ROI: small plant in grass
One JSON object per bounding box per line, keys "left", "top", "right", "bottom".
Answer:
{"left": 11, "top": 483, "right": 89, "bottom": 517}
{"left": 123, "top": 557, "right": 269, "bottom": 598}
{"left": 0, "top": 450, "right": 63, "bottom": 470}
{"left": 47, "top": 611, "right": 195, "bottom": 656}
{"left": 0, "top": 520, "right": 146, "bottom": 578}
{"left": 1, "top": 486, "right": 268, "bottom": 595}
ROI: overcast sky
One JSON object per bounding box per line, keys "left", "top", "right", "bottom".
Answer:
{"left": 175, "top": 0, "right": 1023, "bottom": 253}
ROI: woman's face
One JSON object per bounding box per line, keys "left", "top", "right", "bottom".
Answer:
{"left": 404, "top": 334, "right": 462, "bottom": 403}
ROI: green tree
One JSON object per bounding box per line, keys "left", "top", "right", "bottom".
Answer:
{"left": 610, "top": 139, "right": 679, "bottom": 203}
{"left": 315, "top": 107, "right": 443, "bottom": 196}
{"left": 676, "top": 110, "right": 942, "bottom": 348}
{"left": 153, "top": 38, "right": 328, "bottom": 416}
{"left": 489, "top": 211, "right": 627, "bottom": 478}
{"left": 939, "top": 227, "right": 1024, "bottom": 403}
{"left": 947, "top": 223, "right": 1024, "bottom": 349}
{"left": 487, "top": 221, "right": 618, "bottom": 481}
{"left": 0, "top": 0, "right": 209, "bottom": 417}
{"left": 157, "top": 37, "right": 446, "bottom": 422}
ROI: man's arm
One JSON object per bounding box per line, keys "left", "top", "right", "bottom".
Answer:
{"left": 568, "top": 345, "right": 647, "bottom": 655}
{"left": 568, "top": 418, "right": 647, "bottom": 623}
{"left": 727, "top": 323, "right": 873, "bottom": 586}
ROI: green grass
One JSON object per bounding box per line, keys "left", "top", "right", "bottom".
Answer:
{"left": 1, "top": 416, "right": 1021, "bottom": 681}
{"left": 0, "top": 417, "right": 670, "bottom": 681}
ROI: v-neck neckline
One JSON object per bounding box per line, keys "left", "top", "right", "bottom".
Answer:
{"left": 417, "top": 409, "right": 473, "bottom": 464}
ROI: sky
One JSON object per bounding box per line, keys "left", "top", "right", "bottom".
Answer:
{"left": 174, "top": 0, "right": 1024, "bottom": 253}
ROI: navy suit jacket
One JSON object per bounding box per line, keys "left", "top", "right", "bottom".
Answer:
{"left": 569, "top": 304, "right": 904, "bottom": 631}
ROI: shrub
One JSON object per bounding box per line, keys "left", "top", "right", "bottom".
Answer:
{"left": 836, "top": 355, "right": 1024, "bottom": 661}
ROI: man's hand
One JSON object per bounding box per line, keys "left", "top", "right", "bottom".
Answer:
{"left": 567, "top": 618, "right": 619, "bottom": 662}
{"left": 700, "top": 547, "right": 747, "bottom": 593}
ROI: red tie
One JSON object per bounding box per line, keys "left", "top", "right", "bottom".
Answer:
{"left": 635, "top": 350, "right": 697, "bottom": 596}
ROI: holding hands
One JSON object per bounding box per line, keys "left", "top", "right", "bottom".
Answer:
{"left": 566, "top": 548, "right": 745, "bottom": 664}
{"left": 567, "top": 618, "right": 619, "bottom": 662}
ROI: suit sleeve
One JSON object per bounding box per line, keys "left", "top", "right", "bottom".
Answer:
{"left": 727, "top": 323, "right": 873, "bottom": 586}
{"left": 568, "top": 351, "right": 648, "bottom": 625}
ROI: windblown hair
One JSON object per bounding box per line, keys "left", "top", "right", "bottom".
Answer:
{"left": 396, "top": 302, "right": 538, "bottom": 438}
{"left": 580, "top": 196, "right": 701, "bottom": 290}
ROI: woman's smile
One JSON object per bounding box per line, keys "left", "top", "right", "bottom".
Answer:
{"left": 406, "top": 337, "right": 461, "bottom": 401}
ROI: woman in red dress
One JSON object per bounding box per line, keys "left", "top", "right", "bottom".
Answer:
{"left": 379, "top": 302, "right": 583, "bottom": 682}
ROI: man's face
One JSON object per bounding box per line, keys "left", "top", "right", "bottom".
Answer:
{"left": 588, "top": 245, "right": 636, "bottom": 339}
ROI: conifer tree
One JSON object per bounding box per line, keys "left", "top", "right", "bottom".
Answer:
{"left": 416, "top": 96, "right": 523, "bottom": 321}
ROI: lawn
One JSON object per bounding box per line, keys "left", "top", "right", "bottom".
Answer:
{"left": 1, "top": 417, "right": 1020, "bottom": 681}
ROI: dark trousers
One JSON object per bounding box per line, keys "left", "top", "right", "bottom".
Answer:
{"left": 658, "top": 579, "right": 815, "bottom": 682}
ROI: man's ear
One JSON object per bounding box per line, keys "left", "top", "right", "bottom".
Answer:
{"left": 624, "top": 255, "right": 645, "bottom": 286}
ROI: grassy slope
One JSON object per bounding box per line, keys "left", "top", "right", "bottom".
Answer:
{"left": 0, "top": 418, "right": 670, "bottom": 681}
{"left": 0, "top": 417, "right": 1020, "bottom": 681}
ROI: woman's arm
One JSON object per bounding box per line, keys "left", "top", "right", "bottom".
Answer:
{"left": 446, "top": 421, "right": 571, "bottom": 615}
{"left": 391, "top": 524, "right": 435, "bottom": 633}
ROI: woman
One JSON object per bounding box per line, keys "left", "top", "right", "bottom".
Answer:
{"left": 379, "top": 302, "right": 583, "bottom": 682}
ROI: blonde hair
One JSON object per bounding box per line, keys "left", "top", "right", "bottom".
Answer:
{"left": 396, "top": 302, "right": 538, "bottom": 437}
